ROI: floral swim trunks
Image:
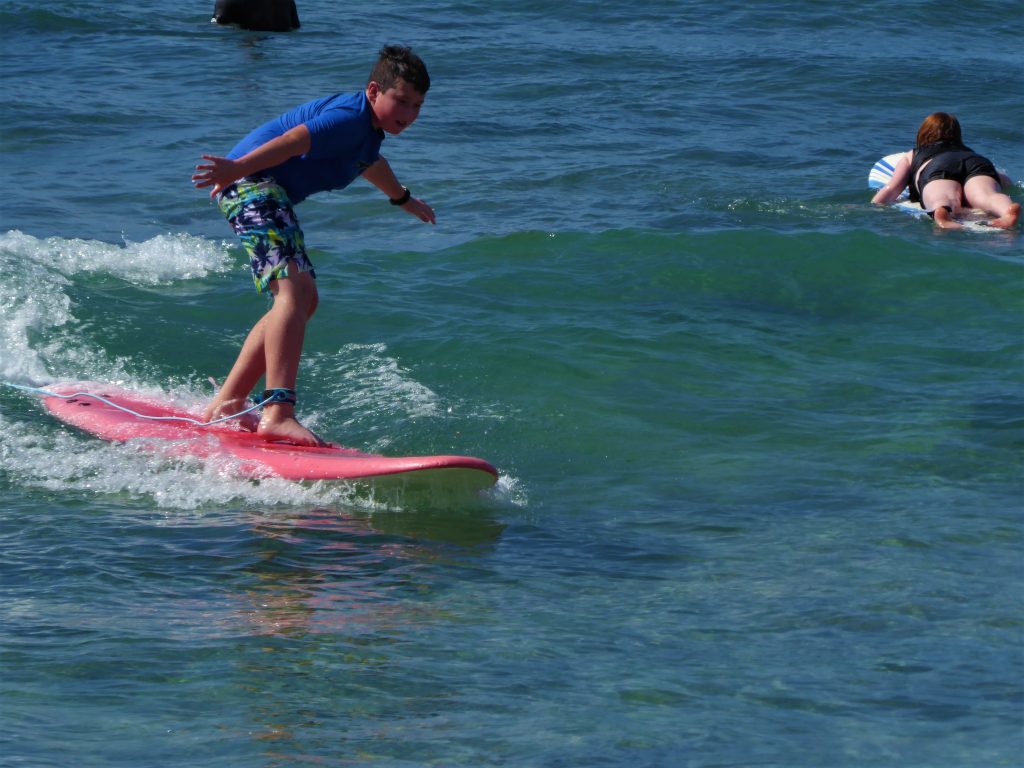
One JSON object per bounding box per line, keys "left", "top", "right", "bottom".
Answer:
{"left": 217, "top": 176, "right": 316, "bottom": 293}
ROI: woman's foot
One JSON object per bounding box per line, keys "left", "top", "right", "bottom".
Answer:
{"left": 989, "top": 202, "right": 1021, "bottom": 229}
{"left": 933, "top": 206, "right": 963, "bottom": 230}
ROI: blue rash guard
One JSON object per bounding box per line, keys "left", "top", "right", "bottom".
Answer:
{"left": 227, "top": 91, "right": 384, "bottom": 204}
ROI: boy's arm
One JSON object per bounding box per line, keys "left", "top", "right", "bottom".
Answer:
{"left": 871, "top": 151, "right": 912, "bottom": 205}
{"left": 192, "top": 125, "right": 311, "bottom": 198}
{"left": 362, "top": 156, "right": 436, "bottom": 224}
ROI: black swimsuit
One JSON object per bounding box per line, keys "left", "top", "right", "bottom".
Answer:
{"left": 908, "top": 141, "right": 1000, "bottom": 203}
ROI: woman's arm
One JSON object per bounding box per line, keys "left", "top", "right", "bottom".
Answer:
{"left": 871, "top": 151, "right": 912, "bottom": 205}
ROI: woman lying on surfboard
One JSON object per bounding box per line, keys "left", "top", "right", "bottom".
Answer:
{"left": 871, "top": 112, "right": 1019, "bottom": 230}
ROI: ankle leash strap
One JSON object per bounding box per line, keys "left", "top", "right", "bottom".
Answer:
{"left": 254, "top": 388, "right": 297, "bottom": 406}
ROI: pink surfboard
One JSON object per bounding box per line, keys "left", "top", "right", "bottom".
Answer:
{"left": 40, "top": 383, "right": 498, "bottom": 492}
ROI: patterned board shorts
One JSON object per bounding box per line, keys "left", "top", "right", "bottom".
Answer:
{"left": 217, "top": 176, "right": 316, "bottom": 293}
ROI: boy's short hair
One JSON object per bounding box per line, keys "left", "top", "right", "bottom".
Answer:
{"left": 369, "top": 45, "right": 430, "bottom": 95}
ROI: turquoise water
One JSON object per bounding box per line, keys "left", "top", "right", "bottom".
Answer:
{"left": 2, "top": 1, "right": 1022, "bottom": 765}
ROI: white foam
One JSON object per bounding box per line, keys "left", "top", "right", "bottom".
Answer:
{"left": 0, "top": 229, "right": 232, "bottom": 385}
{"left": 308, "top": 344, "right": 442, "bottom": 447}
{"left": 493, "top": 473, "right": 528, "bottom": 508}
{"left": 0, "top": 229, "right": 231, "bottom": 285}
{"left": 310, "top": 343, "right": 515, "bottom": 424}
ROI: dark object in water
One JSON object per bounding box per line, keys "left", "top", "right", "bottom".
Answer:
{"left": 212, "top": 0, "right": 300, "bottom": 32}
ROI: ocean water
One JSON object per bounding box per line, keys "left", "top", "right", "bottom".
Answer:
{"left": 1, "top": 1, "right": 1022, "bottom": 765}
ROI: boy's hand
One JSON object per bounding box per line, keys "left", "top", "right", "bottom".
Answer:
{"left": 192, "top": 155, "right": 243, "bottom": 199}
{"left": 192, "top": 127, "right": 309, "bottom": 197}
{"left": 401, "top": 196, "right": 436, "bottom": 224}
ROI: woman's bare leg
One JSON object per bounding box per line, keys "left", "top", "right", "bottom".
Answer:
{"left": 964, "top": 176, "right": 1020, "bottom": 229}
{"left": 921, "top": 179, "right": 964, "bottom": 230}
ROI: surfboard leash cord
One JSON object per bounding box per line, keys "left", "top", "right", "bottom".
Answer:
{"left": 1, "top": 381, "right": 263, "bottom": 427}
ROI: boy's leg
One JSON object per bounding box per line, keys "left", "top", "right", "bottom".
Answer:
{"left": 963, "top": 176, "right": 1020, "bottom": 229}
{"left": 203, "top": 269, "right": 319, "bottom": 427}
{"left": 202, "top": 312, "right": 270, "bottom": 428}
{"left": 207, "top": 177, "right": 323, "bottom": 440}
{"left": 258, "top": 269, "right": 324, "bottom": 446}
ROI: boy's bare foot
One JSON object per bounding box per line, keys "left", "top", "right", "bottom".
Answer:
{"left": 258, "top": 405, "right": 325, "bottom": 447}
{"left": 203, "top": 397, "right": 259, "bottom": 431}
{"left": 989, "top": 202, "right": 1021, "bottom": 229}
{"left": 933, "top": 206, "right": 963, "bottom": 230}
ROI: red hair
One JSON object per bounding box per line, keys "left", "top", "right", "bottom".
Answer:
{"left": 916, "top": 112, "right": 962, "bottom": 147}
